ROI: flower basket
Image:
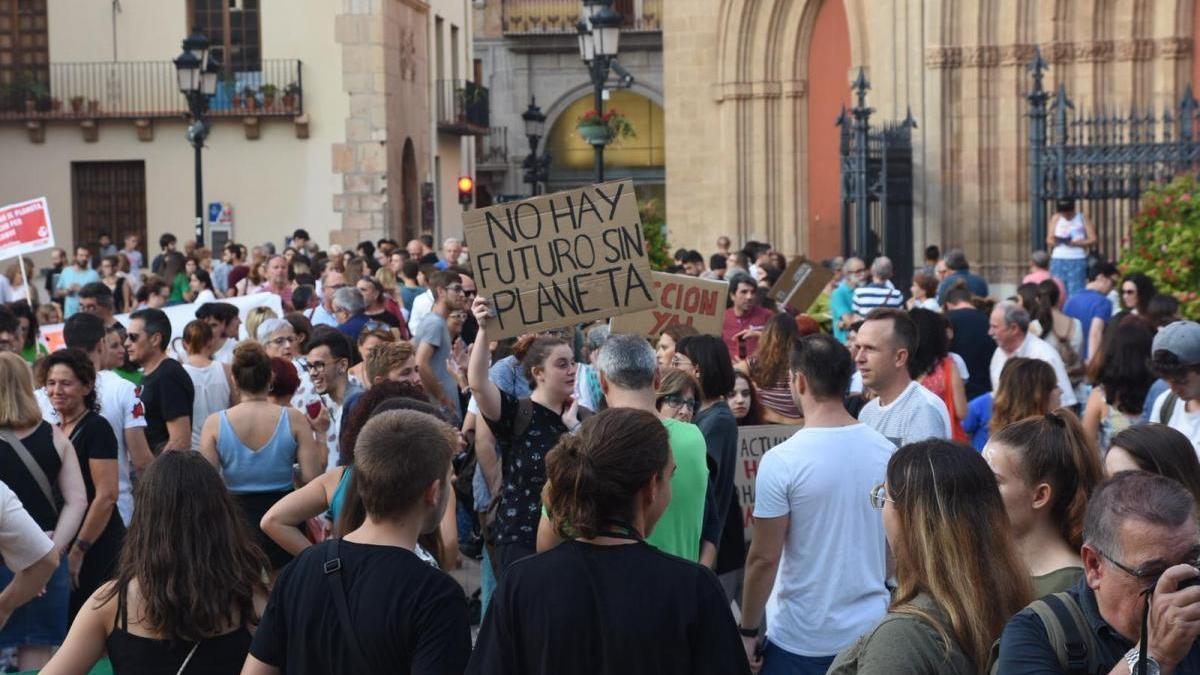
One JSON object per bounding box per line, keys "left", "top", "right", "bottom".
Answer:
{"left": 576, "top": 108, "right": 636, "bottom": 146}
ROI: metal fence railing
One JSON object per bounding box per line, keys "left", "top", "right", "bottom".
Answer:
{"left": 436, "top": 79, "right": 489, "bottom": 134}
{"left": 502, "top": 0, "right": 661, "bottom": 35}
{"left": 0, "top": 59, "right": 303, "bottom": 120}
{"left": 478, "top": 126, "right": 509, "bottom": 167}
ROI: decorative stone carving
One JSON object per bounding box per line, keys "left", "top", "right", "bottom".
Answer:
{"left": 1158, "top": 37, "right": 1192, "bottom": 60}
{"left": 1074, "top": 40, "right": 1114, "bottom": 63}
{"left": 925, "top": 46, "right": 962, "bottom": 69}
{"left": 1115, "top": 38, "right": 1155, "bottom": 61}
{"left": 134, "top": 119, "right": 153, "bottom": 142}
{"left": 963, "top": 46, "right": 1000, "bottom": 68}
{"left": 749, "top": 80, "right": 782, "bottom": 99}
{"left": 1042, "top": 42, "right": 1074, "bottom": 64}
{"left": 398, "top": 28, "right": 418, "bottom": 82}
{"left": 781, "top": 79, "right": 807, "bottom": 99}
{"left": 1000, "top": 44, "right": 1038, "bottom": 66}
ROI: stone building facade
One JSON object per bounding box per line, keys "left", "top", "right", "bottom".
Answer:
{"left": 663, "top": 0, "right": 1200, "bottom": 281}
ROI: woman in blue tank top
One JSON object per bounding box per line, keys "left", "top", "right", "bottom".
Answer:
{"left": 198, "top": 342, "right": 324, "bottom": 571}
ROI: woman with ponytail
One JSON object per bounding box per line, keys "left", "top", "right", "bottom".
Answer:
{"left": 983, "top": 409, "right": 1105, "bottom": 596}
{"left": 466, "top": 408, "right": 749, "bottom": 675}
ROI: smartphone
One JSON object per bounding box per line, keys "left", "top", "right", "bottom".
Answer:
{"left": 306, "top": 401, "right": 323, "bottom": 419}
{"left": 737, "top": 334, "right": 748, "bottom": 360}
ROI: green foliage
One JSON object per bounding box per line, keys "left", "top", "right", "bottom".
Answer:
{"left": 1120, "top": 174, "right": 1200, "bottom": 319}
{"left": 638, "top": 198, "right": 671, "bottom": 271}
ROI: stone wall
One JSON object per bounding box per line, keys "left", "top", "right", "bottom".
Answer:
{"left": 664, "top": 0, "right": 1198, "bottom": 283}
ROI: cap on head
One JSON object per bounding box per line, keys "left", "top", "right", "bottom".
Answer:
{"left": 1153, "top": 321, "right": 1200, "bottom": 368}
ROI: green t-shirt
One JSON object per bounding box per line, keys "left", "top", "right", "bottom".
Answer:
{"left": 20, "top": 341, "right": 47, "bottom": 366}
{"left": 646, "top": 418, "right": 710, "bottom": 562}
{"left": 1031, "top": 566, "right": 1084, "bottom": 598}
{"left": 169, "top": 273, "right": 189, "bottom": 303}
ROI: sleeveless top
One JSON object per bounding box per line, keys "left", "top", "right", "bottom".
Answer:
{"left": 216, "top": 408, "right": 296, "bottom": 494}
{"left": 183, "top": 361, "right": 230, "bottom": 451}
{"left": 0, "top": 422, "right": 60, "bottom": 530}
{"left": 750, "top": 358, "right": 802, "bottom": 419}
{"left": 1052, "top": 212, "right": 1088, "bottom": 259}
{"left": 106, "top": 595, "right": 252, "bottom": 675}
{"left": 919, "top": 357, "right": 967, "bottom": 442}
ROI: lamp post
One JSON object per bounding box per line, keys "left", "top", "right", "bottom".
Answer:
{"left": 577, "top": 0, "right": 624, "bottom": 183}
{"left": 522, "top": 98, "right": 550, "bottom": 195}
{"left": 173, "top": 32, "right": 220, "bottom": 248}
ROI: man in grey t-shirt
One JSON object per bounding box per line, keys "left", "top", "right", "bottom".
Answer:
{"left": 414, "top": 270, "right": 465, "bottom": 422}
{"left": 853, "top": 308, "right": 952, "bottom": 447}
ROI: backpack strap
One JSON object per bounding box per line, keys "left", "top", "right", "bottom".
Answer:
{"left": 1029, "top": 592, "right": 1098, "bottom": 675}
{"left": 323, "top": 539, "right": 371, "bottom": 671}
{"left": 1160, "top": 392, "right": 1180, "bottom": 425}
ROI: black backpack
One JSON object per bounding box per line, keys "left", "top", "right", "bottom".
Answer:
{"left": 988, "top": 592, "right": 1100, "bottom": 675}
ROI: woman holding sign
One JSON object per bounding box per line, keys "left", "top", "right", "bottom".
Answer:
{"left": 468, "top": 295, "right": 582, "bottom": 577}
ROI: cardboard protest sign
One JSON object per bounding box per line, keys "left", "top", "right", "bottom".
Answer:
{"left": 734, "top": 424, "right": 802, "bottom": 542}
{"left": 463, "top": 179, "right": 655, "bottom": 340}
{"left": 609, "top": 272, "right": 727, "bottom": 338}
{"left": 768, "top": 256, "right": 833, "bottom": 314}
{"left": 0, "top": 197, "right": 55, "bottom": 260}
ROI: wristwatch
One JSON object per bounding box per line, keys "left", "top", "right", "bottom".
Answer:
{"left": 1124, "top": 647, "right": 1161, "bottom": 675}
{"left": 73, "top": 538, "right": 92, "bottom": 553}
{"left": 738, "top": 624, "right": 761, "bottom": 638}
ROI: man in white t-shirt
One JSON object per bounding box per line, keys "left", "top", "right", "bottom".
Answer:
{"left": 854, "top": 308, "right": 952, "bottom": 447}
{"left": 39, "top": 314, "right": 153, "bottom": 525}
{"left": 740, "top": 334, "right": 895, "bottom": 673}
{"left": 988, "top": 301, "right": 1079, "bottom": 406}
{"left": 1148, "top": 320, "right": 1200, "bottom": 454}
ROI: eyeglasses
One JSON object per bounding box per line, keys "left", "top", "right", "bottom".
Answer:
{"left": 1095, "top": 547, "right": 1200, "bottom": 589}
{"left": 270, "top": 336, "right": 297, "bottom": 347}
{"left": 445, "top": 284, "right": 464, "bottom": 293}
{"left": 304, "top": 360, "right": 328, "bottom": 373}
{"left": 869, "top": 483, "right": 894, "bottom": 510}
{"left": 1121, "top": 289, "right": 1137, "bottom": 295}
{"left": 449, "top": 312, "right": 469, "bottom": 321}
{"left": 125, "top": 332, "right": 141, "bottom": 343}
{"left": 660, "top": 394, "right": 698, "bottom": 413}
{"left": 326, "top": 283, "right": 348, "bottom": 291}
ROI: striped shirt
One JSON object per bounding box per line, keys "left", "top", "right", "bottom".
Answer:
{"left": 852, "top": 281, "right": 904, "bottom": 316}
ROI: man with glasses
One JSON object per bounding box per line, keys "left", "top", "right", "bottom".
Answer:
{"left": 831, "top": 256, "right": 866, "bottom": 344}
{"left": 997, "top": 471, "right": 1200, "bottom": 674}
{"left": 740, "top": 334, "right": 895, "bottom": 674}
{"left": 126, "top": 308, "right": 194, "bottom": 453}
{"left": 1148, "top": 321, "right": 1200, "bottom": 454}
{"left": 310, "top": 267, "right": 346, "bottom": 328}
{"left": 302, "top": 327, "right": 363, "bottom": 470}
{"left": 414, "top": 271, "right": 464, "bottom": 422}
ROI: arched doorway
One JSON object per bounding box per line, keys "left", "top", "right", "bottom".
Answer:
{"left": 544, "top": 89, "right": 665, "bottom": 206}
{"left": 805, "top": 0, "right": 851, "bottom": 260}
{"left": 400, "top": 138, "right": 419, "bottom": 240}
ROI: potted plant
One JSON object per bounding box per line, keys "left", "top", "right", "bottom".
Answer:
{"left": 242, "top": 85, "right": 258, "bottom": 111}
{"left": 259, "top": 83, "right": 278, "bottom": 110}
{"left": 282, "top": 82, "right": 300, "bottom": 111}
{"left": 86, "top": 99, "right": 99, "bottom": 114}
{"left": 50, "top": 97, "right": 62, "bottom": 113}
{"left": 23, "top": 79, "right": 48, "bottom": 114}
{"left": 69, "top": 95, "right": 85, "bottom": 114}
{"left": 575, "top": 108, "right": 637, "bottom": 146}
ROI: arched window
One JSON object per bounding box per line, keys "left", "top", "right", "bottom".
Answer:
{"left": 546, "top": 90, "right": 664, "bottom": 172}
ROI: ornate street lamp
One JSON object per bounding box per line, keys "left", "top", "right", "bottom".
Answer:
{"left": 173, "top": 31, "right": 220, "bottom": 248}
{"left": 576, "top": 0, "right": 628, "bottom": 183}
{"left": 522, "top": 98, "right": 550, "bottom": 195}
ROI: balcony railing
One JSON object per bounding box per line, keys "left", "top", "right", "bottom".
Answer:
{"left": 436, "top": 80, "right": 489, "bottom": 136}
{"left": 0, "top": 60, "right": 304, "bottom": 121}
{"left": 478, "top": 126, "right": 509, "bottom": 168}
{"left": 502, "top": 0, "right": 661, "bottom": 35}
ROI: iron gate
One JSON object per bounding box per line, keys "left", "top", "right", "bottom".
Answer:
{"left": 1027, "top": 49, "right": 1200, "bottom": 260}
{"left": 839, "top": 69, "right": 917, "bottom": 288}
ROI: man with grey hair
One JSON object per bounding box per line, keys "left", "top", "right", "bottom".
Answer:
{"left": 437, "top": 237, "right": 462, "bottom": 271}
{"left": 831, "top": 256, "right": 867, "bottom": 344}
{"left": 331, "top": 286, "right": 370, "bottom": 342}
{"left": 537, "top": 332, "right": 715, "bottom": 565}
{"left": 988, "top": 301, "right": 1077, "bottom": 405}
{"left": 936, "top": 248, "right": 989, "bottom": 303}
{"left": 997, "top": 471, "right": 1200, "bottom": 673}
{"left": 1023, "top": 249, "right": 1066, "bottom": 302}
{"left": 851, "top": 256, "right": 904, "bottom": 318}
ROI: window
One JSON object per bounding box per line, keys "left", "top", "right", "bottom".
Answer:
{"left": 0, "top": 0, "right": 49, "bottom": 105}
{"left": 189, "top": 0, "right": 261, "bottom": 73}
{"left": 71, "top": 162, "right": 147, "bottom": 257}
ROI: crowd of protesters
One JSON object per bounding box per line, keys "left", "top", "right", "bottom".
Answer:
{"left": 0, "top": 219, "right": 1186, "bottom": 675}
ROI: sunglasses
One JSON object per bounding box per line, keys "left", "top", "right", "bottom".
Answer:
{"left": 869, "top": 483, "right": 894, "bottom": 509}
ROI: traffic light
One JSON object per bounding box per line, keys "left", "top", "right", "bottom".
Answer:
{"left": 457, "top": 176, "right": 474, "bottom": 207}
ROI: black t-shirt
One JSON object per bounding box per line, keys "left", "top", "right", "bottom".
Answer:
{"left": 947, "top": 307, "right": 996, "bottom": 400}
{"left": 483, "top": 392, "right": 569, "bottom": 547}
{"left": 0, "top": 422, "right": 61, "bottom": 530}
{"left": 364, "top": 308, "right": 402, "bottom": 328}
{"left": 250, "top": 539, "right": 470, "bottom": 675}
{"left": 67, "top": 412, "right": 118, "bottom": 502}
{"left": 467, "top": 540, "right": 750, "bottom": 675}
{"left": 140, "top": 358, "right": 194, "bottom": 452}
